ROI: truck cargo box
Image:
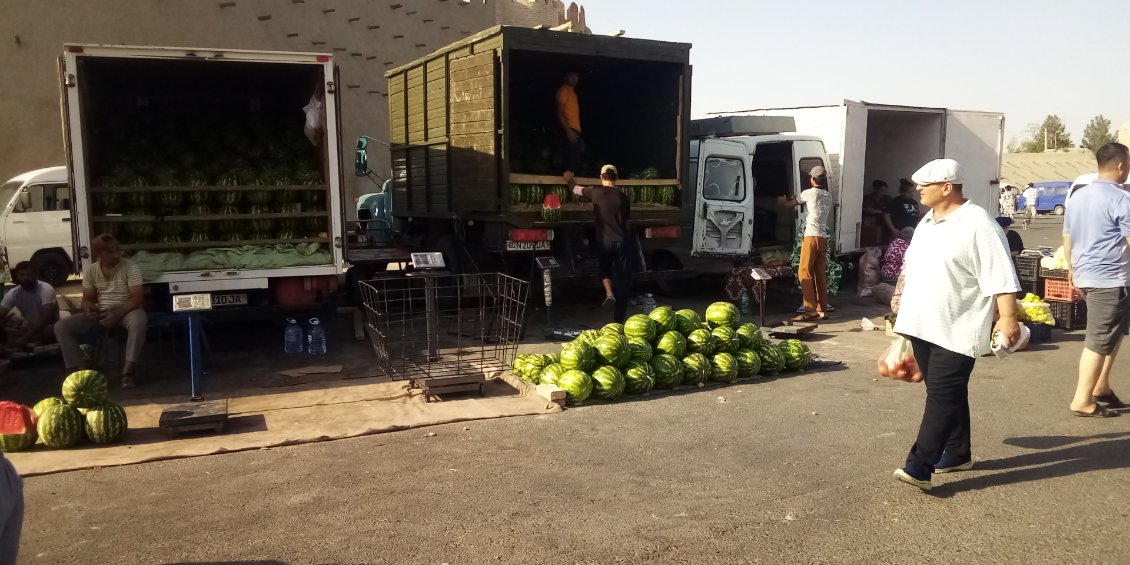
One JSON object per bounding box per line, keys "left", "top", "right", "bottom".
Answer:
{"left": 386, "top": 26, "right": 691, "bottom": 229}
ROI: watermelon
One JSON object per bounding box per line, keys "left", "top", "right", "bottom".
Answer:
{"left": 217, "top": 205, "right": 242, "bottom": 233}
{"left": 124, "top": 188, "right": 150, "bottom": 208}
{"left": 680, "top": 353, "right": 710, "bottom": 386}
{"left": 557, "top": 369, "right": 593, "bottom": 404}
{"left": 601, "top": 323, "right": 624, "bottom": 336}
{"left": 711, "top": 352, "right": 739, "bottom": 383}
{"left": 123, "top": 210, "right": 156, "bottom": 241}
{"left": 758, "top": 345, "right": 786, "bottom": 375}
{"left": 541, "top": 206, "right": 562, "bottom": 222}
{"left": 735, "top": 349, "right": 762, "bottom": 379}
{"left": 779, "top": 339, "right": 813, "bottom": 371}
{"left": 93, "top": 192, "right": 123, "bottom": 214}
{"left": 190, "top": 230, "right": 212, "bottom": 243}
{"left": 560, "top": 340, "right": 598, "bottom": 372}
{"left": 83, "top": 401, "right": 128, "bottom": 445}
{"left": 622, "top": 185, "right": 637, "bottom": 204}
{"left": 520, "top": 354, "right": 552, "bottom": 383}
{"left": 736, "top": 323, "right": 765, "bottom": 349}
{"left": 627, "top": 336, "right": 653, "bottom": 364}
{"left": 705, "top": 301, "right": 741, "bottom": 329}
{"left": 539, "top": 363, "right": 566, "bottom": 386}
{"left": 711, "top": 326, "right": 740, "bottom": 354}
{"left": 658, "top": 185, "right": 677, "bottom": 206}
{"left": 247, "top": 190, "right": 274, "bottom": 206}
{"left": 248, "top": 204, "right": 276, "bottom": 232}
{"left": 157, "top": 220, "right": 184, "bottom": 237}
{"left": 510, "top": 184, "right": 523, "bottom": 205}
{"left": 156, "top": 191, "right": 185, "bottom": 210}
{"left": 0, "top": 401, "right": 38, "bottom": 452}
{"left": 577, "top": 330, "right": 602, "bottom": 346}
{"left": 686, "top": 328, "right": 716, "bottom": 356}
{"left": 37, "top": 404, "right": 84, "bottom": 448}
{"left": 638, "top": 166, "right": 660, "bottom": 180}
{"left": 648, "top": 306, "right": 677, "bottom": 334}
{"left": 62, "top": 370, "right": 109, "bottom": 408}
{"left": 594, "top": 334, "right": 631, "bottom": 368}
{"left": 655, "top": 331, "right": 687, "bottom": 358}
{"left": 624, "top": 361, "right": 656, "bottom": 395}
{"left": 590, "top": 365, "right": 626, "bottom": 400}
{"left": 33, "top": 397, "right": 67, "bottom": 417}
{"left": 674, "top": 309, "right": 703, "bottom": 335}
{"left": 624, "top": 314, "right": 658, "bottom": 342}
{"left": 648, "top": 353, "right": 684, "bottom": 389}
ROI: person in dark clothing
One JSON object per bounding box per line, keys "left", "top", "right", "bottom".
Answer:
{"left": 883, "top": 178, "right": 922, "bottom": 238}
{"left": 995, "top": 216, "right": 1025, "bottom": 260}
{"left": 557, "top": 71, "right": 583, "bottom": 182}
{"left": 571, "top": 164, "right": 631, "bottom": 322}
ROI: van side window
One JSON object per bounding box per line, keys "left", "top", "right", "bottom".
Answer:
{"left": 13, "top": 185, "right": 44, "bottom": 213}
{"left": 798, "top": 157, "right": 826, "bottom": 188}
{"left": 47, "top": 184, "right": 71, "bottom": 211}
{"left": 702, "top": 156, "right": 745, "bottom": 202}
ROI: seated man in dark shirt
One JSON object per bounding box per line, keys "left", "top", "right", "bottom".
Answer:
{"left": 882, "top": 178, "right": 922, "bottom": 238}
{"left": 996, "top": 216, "right": 1024, "bottom": 259}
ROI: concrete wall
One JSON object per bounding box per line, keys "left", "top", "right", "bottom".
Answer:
{"left": 0, "top": 0, "right": 583, "bottom": 206}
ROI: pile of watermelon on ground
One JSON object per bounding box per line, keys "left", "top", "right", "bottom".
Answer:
{"left": 1, "top": 370, "right": 128, "bottom": 453}
{"left": 513, "top": 302, "right": 814, "bottom": 405}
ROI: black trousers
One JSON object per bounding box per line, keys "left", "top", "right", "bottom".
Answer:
{"left": 905, "top": 337, "right": 976, "bottom": 475}
{"left": 599, "top": 240, "right": 630, "bottom": 323}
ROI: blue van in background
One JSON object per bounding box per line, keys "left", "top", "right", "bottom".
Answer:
{"left": 1017, "top": 181, "right": 1071, "bottom": 215}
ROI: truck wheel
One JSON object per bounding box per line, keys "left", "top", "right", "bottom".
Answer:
{"left": 1054, "top": 205, "right": 1065, "bottom": 216}
{"left": 652, "top": 252, "right": 690, "bottom": 297}
{"left": 33, "top": 251, "right": 72, "bottom": 288}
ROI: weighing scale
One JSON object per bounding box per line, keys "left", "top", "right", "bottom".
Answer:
{"left": 536, "top": 256, "right": 584, "bottom": 341}
{"left": 158, "top": 293, "right": 229, "bottom": 435}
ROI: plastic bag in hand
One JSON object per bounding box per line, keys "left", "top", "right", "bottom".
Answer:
{"left": 876, "top": 336, "right": 923, "bottom": 382}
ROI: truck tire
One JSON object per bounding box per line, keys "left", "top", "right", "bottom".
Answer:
{"left": 1053, "top": 205, "right": 1065, "bottom": 216}
{"left": 32, "top": 251, "right": 72, "bottom": 287}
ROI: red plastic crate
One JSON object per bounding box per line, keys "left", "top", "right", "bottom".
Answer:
{"left": 1044, "top": 277, "right": 1082, "bottom": 302}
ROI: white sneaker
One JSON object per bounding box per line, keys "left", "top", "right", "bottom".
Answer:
{"left": 893, "top": 468, "right": 932, "bottom": 491}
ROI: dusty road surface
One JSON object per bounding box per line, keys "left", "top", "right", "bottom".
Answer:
{"left": 14, "top": 263, "right": 1130, "bottom": 565}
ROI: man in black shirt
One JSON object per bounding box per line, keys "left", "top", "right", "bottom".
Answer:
{"left": 571, "top": 164, "right": 631, "bottom": 322}
{"left": 883, "top": 178, "right": 922, "bottom": 238}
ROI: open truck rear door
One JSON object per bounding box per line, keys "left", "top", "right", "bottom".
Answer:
{"left": 692, "top": 138, "right": 753, "bottom": 257}
{"left": 835, "top": 100, "right": 869, "bottom": 254}
{"left": 944, "top": 110, "right": 1005, "bottom": 213}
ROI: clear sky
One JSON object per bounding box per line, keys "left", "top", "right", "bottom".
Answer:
{"left": 581, "top": 0, "right": 1129, "bottom": 148}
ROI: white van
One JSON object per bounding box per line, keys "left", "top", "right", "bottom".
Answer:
{"left": 0, "top": 166, "right": 75, "bottom": 286}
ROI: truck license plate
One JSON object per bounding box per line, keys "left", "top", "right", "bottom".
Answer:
{"left": 505, "top": 240, "right": 550, "bottom": 251}
{"left": 211, "top": 293, "right": 248, "bottom": 307}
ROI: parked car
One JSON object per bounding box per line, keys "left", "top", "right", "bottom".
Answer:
{"left": 0, "top": 166, "right": 76, "bottom": 286}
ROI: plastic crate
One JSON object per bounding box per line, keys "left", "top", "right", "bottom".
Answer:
{"left": 1018, "top": 279, "right": 1041, "bottom": 298}
{"left": 1041, "top": 267, "right": 1070, "bottom": 280}
{"left": 1015, "top": 255, "right": 1040, "bottom": 282}
{"left": 1044, "top": 277, "right": 1082, "bottom": 301}
{"left": 1024, "top": 322, "right": 1052, "bottom": 344}
{"left": 1048, "top": 299, "right": 1087, "bottom": 330}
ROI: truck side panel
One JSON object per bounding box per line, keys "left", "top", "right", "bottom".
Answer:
{"left": 944, "top": 110, "right": 1005, "bottom": 214}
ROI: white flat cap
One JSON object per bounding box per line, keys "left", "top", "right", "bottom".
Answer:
{"left": 911, "top": 158, "right": 962, "bottom": 185}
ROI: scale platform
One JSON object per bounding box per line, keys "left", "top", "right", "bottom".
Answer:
{"left": 768, "top": 321, "right": 818, "bottom": 340}
{"left": 159, "top": 399, "right": 229, "bottom": 435}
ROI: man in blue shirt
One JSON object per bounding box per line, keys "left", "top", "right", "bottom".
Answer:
{"left": 1063, "top": 142, "right": 1130, "bottom": 418}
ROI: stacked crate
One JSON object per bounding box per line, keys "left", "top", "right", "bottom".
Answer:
{"left": 1041, "top": 266, "right": 1087, "bottom": 330}
{"left": 1015, "top": 254, "right": 1041, "bottom": 297}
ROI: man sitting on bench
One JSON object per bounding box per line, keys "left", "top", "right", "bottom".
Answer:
{"left": 55, "top": 234, "right": 147, "bottom": 388}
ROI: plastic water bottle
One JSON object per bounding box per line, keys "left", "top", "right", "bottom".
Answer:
{"left": 284, "top": 318, "right": 304, "bottom": 355}
{"left": 740, "top": 289, "right": 753, "bottom": 316}
{"left": 307, "top": 318, "right": 327, "bottom": 356}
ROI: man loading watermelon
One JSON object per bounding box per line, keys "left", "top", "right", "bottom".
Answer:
{"left": 571, "top": 164, "right": 631, "bottom": 323}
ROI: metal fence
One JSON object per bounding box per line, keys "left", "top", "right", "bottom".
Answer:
{"left": 360, "top": 272, "right": 529, "bottom": 385}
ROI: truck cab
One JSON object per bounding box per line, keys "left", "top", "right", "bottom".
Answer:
{"left": 0, "top": 166, "right": 76, "bottom": 286}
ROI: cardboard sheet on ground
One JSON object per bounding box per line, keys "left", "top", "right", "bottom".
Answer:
{"left": 8, "top": 377, "right": 557, "bottom": 476}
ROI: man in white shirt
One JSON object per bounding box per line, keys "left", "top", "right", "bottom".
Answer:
{"left": 781, "top": 165, "right": 833, "bottom": 321}
{"left": 0, "top": 261, "right": 59, "bottom": 351}
{"left": 891, "top": 159, "right": 1021, "bottom": 491}
{"left": 1022, "top": 183, "right": 1039, "bottom": 226}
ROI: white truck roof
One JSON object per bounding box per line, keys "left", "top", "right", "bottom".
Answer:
{"left": 5, "top": 166, "right": 67, "bottom": 185}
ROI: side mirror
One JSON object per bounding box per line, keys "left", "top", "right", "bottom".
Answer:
{"left": 354, "top": 137, "right": 370, "bottom": 177}
{"left": 357, "top": 208, "right": 373, "bottom": 221}
{"left": 16, "top": 191, "right": 32, "bottom": 212}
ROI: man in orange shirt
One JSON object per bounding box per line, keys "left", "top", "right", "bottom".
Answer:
{"left": 557, "top": 71, "right": 583, "bottom": 182}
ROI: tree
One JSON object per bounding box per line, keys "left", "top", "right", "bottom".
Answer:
{"left": 1082, "top": 114, "right": 1117, "bottom": 153}
{"left": 1018, "top": 115, "right": 1075, "bottom": 152}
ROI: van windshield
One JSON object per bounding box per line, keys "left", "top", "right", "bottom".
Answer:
{"left": 0, "top": 181, "right": 21, "bottom": 209}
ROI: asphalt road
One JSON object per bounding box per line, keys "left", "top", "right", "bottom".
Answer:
{"left": 15, "top": 280, "right": 1130, "bottom": 565}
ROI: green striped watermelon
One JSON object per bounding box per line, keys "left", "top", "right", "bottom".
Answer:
{"left": 541, "top": 206, "right": 562, "bottom": 222}
{"left": 601, "top": 323, "right": 624, "bottom": 336}
{"left": 590, "top": 365, "right": 626, "bottom": 400}
{"left": 735, "top": 349, "right": 762, "bottom": 379}
{"left": 658, "top": 185, "right": 677, "bottom": 206}
{"left": 510, "top": 184, "right": 523, "bottom": 206}
{"left": 686, "top": 328, "right": 716, "bottom": 356}
{"left": 33, "top": 397, "right": 67, "bottom": 417}
{"left": 758, "top": 345, "right": 786, "bottom": 375}
{"left": 62, "top": 370, "right": 109, "bottom": 409}
{"left": 576, "top": 330, "right": 602, "bottom": 346}
{"left": 37, "top": 404, "right": 84, "bottom": 448}
{"left": 779, "top": 339, "right": 813, "bottom": 371}
{"left": 557, "top": 369, "right": 593, "bottom": 404}
{"left": 594, "top": 334, "right": 631, "bottom": 368}
{"left": 680, "top": 353, "right": 710, "bottom": 386}
{"left": 655, "top": 331, "right": 687, "bottom": 358}
{"left": 711, "top": 326, "right": 740, "bottom": 354}
{"left": 648, "top": 307, "right": 677, "bottom": 334}
{"left": 626, "top": 336, "right": 653, "bottom": 364}
{"left": 624, "top": 361, "right": 656, "bottom": 395}
{"left": 561, "top": 340, "right": 598, "bottom": 372}
{"left": 674, "top": 309, "right": 703, "bottom": 335}
{"left": 84, "top": 401, "right": 128, "bottom": 445}
{"left": 539, "top": 363, "right": 567, "bottom": 386}
{"left": 648, "top": 353, "right": 684, "bottom": 389}
{"left": 705, "top": 301, "right": 741, "bottom": 329}
{"left": 0, "top": 401, "right": 38, "bottom": 452}
{"left": 624, "top": 314, "right": 658, "bottom": 342}
{"left": 711, "top": 352, "right": 738, "bottom": 383}
{"left": 736, "top": 323, "right": 765, "bottom": 349}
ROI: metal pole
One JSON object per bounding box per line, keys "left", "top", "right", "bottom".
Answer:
{"left": 188, "top": 313, "right": 203, "bottom": 402}
{"left": 424, "top": 275, "right": 438, "bottom": 361}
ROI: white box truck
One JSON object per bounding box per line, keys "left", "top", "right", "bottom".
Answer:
{"left": 720, "top": 101, "right": 1005, "bottom": 255}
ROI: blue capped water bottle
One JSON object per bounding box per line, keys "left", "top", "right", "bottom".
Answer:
{"left": 307, "top": 318, "right": 327, "bottom": 356}
{"left": 284, "top": 318, "right": 304, "bottom": 355}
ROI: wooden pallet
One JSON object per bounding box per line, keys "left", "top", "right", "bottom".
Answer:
{"left": 412, "top": 374, "right": 485, "bottom": 403}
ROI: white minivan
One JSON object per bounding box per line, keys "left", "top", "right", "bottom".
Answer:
{"left": 0, "top": 166, "right": 75, "bottom": 286}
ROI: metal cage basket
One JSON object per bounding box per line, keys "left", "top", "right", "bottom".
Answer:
{"left": 360, "top": 272, "right": 529, "bottom": 386}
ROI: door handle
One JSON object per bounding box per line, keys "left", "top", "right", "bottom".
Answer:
{"left": 62, "top": 218, "right": 72, "bottom": 222}
{"left": 11, "top": 221, "right": 25, "bottom": 224}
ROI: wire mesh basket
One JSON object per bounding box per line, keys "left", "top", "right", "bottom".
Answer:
{"left": 360, "top": 272, "right": 529, "bottom": 385}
